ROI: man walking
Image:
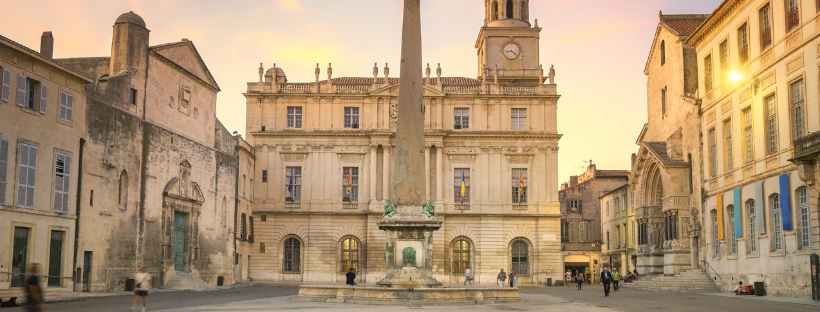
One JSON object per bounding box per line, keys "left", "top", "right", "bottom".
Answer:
{"left": 575, "top": 270, "right": 584, "bottom": 290}
{"left": 346, "top": 268, "right": 357, "bottom": 286}
{"left": 25, "top": 264, "right": 46, "bottom": 312}
{"left": 463, "top": 266, "right": 474, "bottom": 285}
{"left": 612, "top": 268, "right": 620, "bottom": 291}
{"left": 600, "top": 268, "right": 612, "bottom": 297}
{"left": 132, "top": 265, "right": 151, "bottom": 312}
{"left": 509, "top": 270, "right": 516, "bottom": 287}
{"left": 497, "top": 269, "right": 506, "bottom": 287}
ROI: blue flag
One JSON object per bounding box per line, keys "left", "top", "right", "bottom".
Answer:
{"left": 287, "top": 169, "right": 294, "bottom": 195}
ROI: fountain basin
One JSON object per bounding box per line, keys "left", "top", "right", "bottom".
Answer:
{"left": 292, "top": 285, "right": 523, "bottom": 305}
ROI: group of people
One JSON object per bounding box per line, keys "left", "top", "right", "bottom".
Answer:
{"left": 565, "top": 267, "right": 629, "bottom": 297}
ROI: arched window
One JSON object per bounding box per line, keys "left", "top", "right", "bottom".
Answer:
{"left": 798, "top": 187, "right": 812, "bottom": 248}
{"left": 340, "top": 237, "right": 359, "bottom": 273}
{"left": 506, "top": 0, "right": 514, "bottom": 19}
{"left": 771, "top": 194, "right": 783, "bottom": 251}
{"left": 510, "top": 239, "right": 529, "bottom": 274}
{"left": 283, "top": 237, "right": 301, "bottom": 272}
{"left": 221, "top": 197, "right": 227, "bottom": 227}
{"left": 660, "top": 41, "right": 666, "bottom": 65}
{"left": 520, "top": 1, "right": 528, "bottom": 21}
{"left": 118, "top": 170, "right": 128, "bottom": 209}
{"left": 711, "top": 210, "right": 719, "bottom": 257}
{"left": 492, "top": 1, "right": 498, "bottom": 20}
{"left": 727, "top": 205, "right": 736, "bottom": 255}
{"left": 747, "top": 199, "right": 757, "bottom": 252}
{"left": 452, "top": 238, "right": 471, "bottom": 274}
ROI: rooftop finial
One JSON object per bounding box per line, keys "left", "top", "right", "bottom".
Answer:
{"left": 659, "top": 10, "right": 663, "bottom": 18}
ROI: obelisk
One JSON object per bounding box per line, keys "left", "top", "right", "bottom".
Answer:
{"left": 393, "top": 0, "right": 425, "bottom": 206}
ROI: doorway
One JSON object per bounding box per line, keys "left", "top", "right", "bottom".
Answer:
{"left": 11, "top": 227, "right": 30, "bottom": 287}
{"left": 82, "top": 251, "right": 92, "bottom": 292}
{"left": 173, "top": 211, "right": 188, "bottom": 271}
{"left": 48, "top": 231, "right": 65, "bottom": 286}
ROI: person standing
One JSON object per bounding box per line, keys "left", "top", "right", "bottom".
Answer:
{"left": 346, "top": 268, "right": 357, "bottom": 286}
{"left": 497, "top": 269, "right": 506, "bottom": 287}
{"left": 132, "top": 265, "right": 151, "bottom": 312}
{"left": 600, "top": 268, "right": 612, "bottom": 297}
{"left": 509, "top": 270, "right": 516, "bottom": 287}
{"left": 25, "top": 264, "right": 46, "bottom": 312}
{"left": 612, "top": 268, "right": 620, "bottom": 291}
{"left": 575, "top": 270, "right": 584, "bottom": 290}
{"left": 463, "top": 266, "right": 474, "bottom": 285}
{"left": 565, "top": 269, "right": 572, "bottom": 287}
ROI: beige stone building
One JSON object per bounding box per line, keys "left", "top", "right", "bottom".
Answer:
{"left": 246, "top": 0, "right": 563, "bottom": 285}
{"left": 558, "top": 163, "right": 629, "bottom": 283}
{"left": 685, "top": 0, "right": 820, "bottom": 297}
{"left": 53, "top": 12, "right": 248, "bottom": 291}
{"left": 600, "top": 183, "right": 635, "bottom": 275}
{"left": 0, "top": 33, "right": 92, "bottom": 293}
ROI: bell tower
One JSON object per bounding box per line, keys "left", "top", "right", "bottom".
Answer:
{"left": 477, "top": 0, "right": 543, "bottom": 84}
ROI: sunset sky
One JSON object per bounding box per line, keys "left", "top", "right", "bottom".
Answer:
{"left": 2, "top": 0, "right": 723, "bottom": 187}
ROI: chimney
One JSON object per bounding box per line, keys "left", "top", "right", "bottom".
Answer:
{"left": 40, "top": 31, "right": 54, "bottom": 58}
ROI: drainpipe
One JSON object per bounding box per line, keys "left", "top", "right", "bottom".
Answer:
{"left": 72, "top": 138, "right": 85, "bottom": 292}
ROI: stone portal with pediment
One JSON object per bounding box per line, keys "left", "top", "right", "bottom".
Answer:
{"left": 160, "top": 160, "right": 206, "bottom": 274}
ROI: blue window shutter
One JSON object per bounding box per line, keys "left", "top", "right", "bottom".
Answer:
{"left": 779, "top": 174, "right": 792, "bottom": 231}
{"left": 733, "top": 188, "right": 742, "bottom": 238}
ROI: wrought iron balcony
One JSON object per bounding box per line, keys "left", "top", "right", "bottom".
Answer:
{"left": 792, "top": 131, "right": 820, "bottom": 161}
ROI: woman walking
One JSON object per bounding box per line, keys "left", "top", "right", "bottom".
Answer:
{"left": 575, "top": 269, "right": 584, "bottom": 290}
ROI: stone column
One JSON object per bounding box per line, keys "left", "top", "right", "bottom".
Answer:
{"left": 370, "top": 145, "right": 378, "bottom": 202}
{"left": 383, "top": 146, "right": 390, "bottom": 200}
{"left": 436, "top": 146, "right": 443, "bottom": 202}
{"left": 392, "top": 0, "right": 426, "bottom": 207}
{"left": 425, "top": 145, "right": 431, "bottom": 200}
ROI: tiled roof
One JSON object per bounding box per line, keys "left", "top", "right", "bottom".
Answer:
{"left": 660, "top": 14, "right": 709, "bottom": 36}
{"left": 323, "top": 77, "right": 481, "bottom": 85}
{"left": 643, "top": 142, "right": 689, "bottom": 166}
{"left": 595, "top": 170, "right": 630, "bottom": 177}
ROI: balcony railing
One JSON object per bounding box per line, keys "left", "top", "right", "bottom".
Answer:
{"left": 786, "top": 8, "right": 800, "bottom": 31}
{"left": 760, "top": 27, "right": 772, "bottom": 49}
{"left": 792, "top": 131, "right": 820, "bottom": 160}
{"left": 342, "top": 203, "right": 359, "bottom": 209}
{"left": 284, "top": 202, "right": 301, "bottom": 209}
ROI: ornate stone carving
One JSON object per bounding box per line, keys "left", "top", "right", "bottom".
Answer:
{"left": 341, "top": 154, "right": 362, "bottom": 163}
{"left": 283, "top": 155, "right": 305, "bottom": 162}
{"left": 383, "top": 200, "right": 397, "bottom": 218}
{"left": 296, "top": 145, "right": 307, "bottom": 151}
{"left": 323, "top": 145, "right": 333, "bottom": 151}
{"left": 509, "top": 156, "right": 529, "bottom": 164}
{"left": 480, "top": 146, "right": 491, "bottom": 153}
{"left": 448, "top": 146, "right": 476, "bottom": 154}
{"left": 451, "top": 155, "right": 472, "bottom": 164}
{"left": 311, "top": 145, "right": 321, "bottom": 151}
{"left": 491, "top": 146, "right": 502, "bottom": 153}
{"left": 522, "top": 147, "right": 533, "bottom": 153}
{"left": 389, "top": 100, "right": 398, "bottom": 127}
{"left": 422, "top": 200, "right": 436, "bottom": 218}
{"left": 548, "top": 65, "right": 555, "bottom": 84}
{"left": 281, "top": 145, "right": 292, "bottom": 151}
{"left": 315, "top": 63, "right": 320, "bottom": 82}
{"left": 537, "top": 146, "right": 548, "bottom": 152}
{"left": 507, "top": 146, "right": 517, "bottom": 153}
{"left": 179, "top": 80, "right": 192, "bottom": 115}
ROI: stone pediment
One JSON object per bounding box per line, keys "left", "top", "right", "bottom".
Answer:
{"left": 150, "top": 40, "right": 220, "bottom": 91}
{"left": 369, "top": 84, "right": 445, "bottom": 97}
{"left": 163, "top": 177, "right": 205, "bottom": 204}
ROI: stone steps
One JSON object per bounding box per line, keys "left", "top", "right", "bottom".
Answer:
{"left": 621, "top": 270, "right": 719, "bottom": 293}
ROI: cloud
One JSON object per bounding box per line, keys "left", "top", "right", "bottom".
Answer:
{"left": 275, "top": 0, "right": 302, "bottom": 11}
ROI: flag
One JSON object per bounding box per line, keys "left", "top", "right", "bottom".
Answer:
{"left": 460, "top": 170, "right": 466, "bottom": 202}
{"left": 287, "top": 168, "right": 294, "bottom": 195}
{"left": 518, "top": 170, "right": 524, "bottom": 197}
{"left": 346, "top": 170, "right": 352, "bottom": 195}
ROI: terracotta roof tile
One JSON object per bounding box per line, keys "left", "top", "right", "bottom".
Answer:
{"left": 595, "top": 170, "right": 630, "bottom": 177}
{"left": 660, "top": 14, "right": 709, "bottom": 36}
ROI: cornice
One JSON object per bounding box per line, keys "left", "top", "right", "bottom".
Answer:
{"left": 686, "top": 0, "right": 746, "bottom": 48}
{"left": 250, "top": 130, "right": 562, "bottom": 140}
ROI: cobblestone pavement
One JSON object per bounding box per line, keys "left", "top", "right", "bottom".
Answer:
{"left": 8, "top": 283, "right": 820, "bottom": 311}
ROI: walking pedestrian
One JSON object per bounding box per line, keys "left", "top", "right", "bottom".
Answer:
{"left": 346, "top": 268, "right": 357, "bottom": 286}
{"left": 25, "top": 264, "right": 46, "bottom": 312}
{"left": 565, "top": 269, "right": 572, "bottom": 287}
{"left": 463, "top": 266, "right": 474, "bottom": 285}
{"left": 600, "top": 268, "right": 612, "bottom": 297}
{"left": 131, "top": 265, "right": 151, "bottom": 312}
{"left": 509, "top": 270, "right": 516, "bottom": 287}
{"left": 575, "top": 270, "right": 584, "bottom": 290}
{"left": 612, "top": 268, "right": 620, "bottom": 291}
{"left": 497, "top": 269, "right": 506, "bottom": 287}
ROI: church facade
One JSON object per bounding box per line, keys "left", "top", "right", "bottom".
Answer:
{"left": 246, "top": 0, "right": 564, "bottom": 285}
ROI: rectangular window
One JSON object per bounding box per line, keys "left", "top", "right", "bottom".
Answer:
{"left": 765, "top": 95, "right": 778, "bottom": 154}
{"left": 773, "top": 195, "right": 783, "bottom": 251}
{"left": 790, "top": 79, "right": 806, "bottom": 139}
{"left": 579, "top": 222, "right": 586, "bottom": 242}
{"left": 285, "top": 167, "right": 301, "bottom": 202}
{"left": 454, "top": 168, "right": 470, "bottom": 203}
{"left": 59, "top": 91, "right": 74, "bottom": 123}
{"left": 241, "top": 213, "right": 247, "bottom": 240}
{"left": 661, "top": 87, "right": 667, "bottom": 117}
{"left": 712, "top": 211, "right": 720, "bottom": 257}
{"left": 748, "top": 200, "right": 757, "bottom": 252}
{"left": 616, "top": 226, "right": 621, "bottom": 248}
{"left": 786, "top": 0, "right": 800, "bottom": 31}
{"left": 720, "top": 40, "right": 729, "bottom": 82}
{"left": 561, "top": 221, "right": 569, "bottom": 242}
{"left": 511, "top": 108, "right": 526, "bottom": 130}
{"left": 48, "top": 231, "right": 64, "bottom": 286}
{"left": 250, "top": 179, "right": 253, "bottom": 200}
{"left": 704, "top": 54, "right": 714, "bottom": 91}
{"left": 287, "top": 106, "right": 303, "bottom": 128}
{"left": 17, "top": 143, "right": 38, "bottom": 209}
{"left": 569, "top": 222, "right": 575, "bottom": 242}
{"left": 454, "top": 108, "right": 469, "bottom": 129}
{"left": 52, "top": 153, "right": 71, "bottom": 213}
{"left": 0, "top": 138, "right": 8, "bottom": 205}
{"left": 90, "top": 190, "right": 93, "bottom": 206}
{"left": 799, "top": 188, "right": 812, "bottom": 248}
{"left": 262, "top": 170, "right": 268, "bottom": 183}
{"left": 343, "top": 167, "right": 359, "bottom": 202}
{"left": 760, "top": 4, "right": 772, "bottom": 50}
{"left": 724, "top": 119, "right": 733, "bottom": 171}
{"left": 344, "top": 107, "right": 360, "bottom": 128}
{"left": 242, "top": 174, "right": 246, "bottom": 197}
{"left": 728, "top": 206, "right": 737, "bottom": 255}
{"left": 512, "top": 168, "right": 527, "bottom": 203}
{"left": 130, "top": 88, "right": 137, "bottom": 105}
{"left": 260, "top": 242, "right": 266, "bottom": 253}
{"left": 743, "top": 108, "right": 754, "bottom": 163}
{"left": 738, "top": 23, "right": 749, "bottom": 64}
{"left": 709, "top": 128, "right": 717, "bottom": 177}
{"left": 1, "top": 68, "right": 10, "bottom": 102}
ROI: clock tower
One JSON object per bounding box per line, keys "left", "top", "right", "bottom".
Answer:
{"left": 476, "top": 0, "right": 543, "bottom": 84}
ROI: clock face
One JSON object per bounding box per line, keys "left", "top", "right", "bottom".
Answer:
{"left": 503, "top": 43, "right": 520, "bottom": 59}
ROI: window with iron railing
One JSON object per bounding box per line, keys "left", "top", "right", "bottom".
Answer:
{"left": 765, "top": 95, "right": 778, "bottom": 154}
{"left": 760, "top": 4, "right": 772, "bottom": 50}
{"left": 786, "top": 0, "right": 800, "bottom": 32}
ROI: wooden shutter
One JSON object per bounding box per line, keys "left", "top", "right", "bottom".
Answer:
{"left": 15, "top": 74, "right": 26, "bottom": 107}
{"left": 53, "top": 153, "right": 70, "bottom": 213}
{"left": 0, "top": 138, "right": 8, "bottom": 205}
{"left": 66, "top": 93, "right": 74, "bottom": 122}
{"left": 17, "top": 144, "right": 30, "bottom": 207}
{"left": 1, "top": 69, "right": 10, "bottom": 102}
{"left": 59, "top": 92, "right": 67, "bottom": 121}
{"left": 39, "top": 83, "right": 48, "bottom": 114}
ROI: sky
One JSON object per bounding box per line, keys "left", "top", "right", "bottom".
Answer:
{"left": 1, "top": 0, "right": 723, "bottom": 187}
